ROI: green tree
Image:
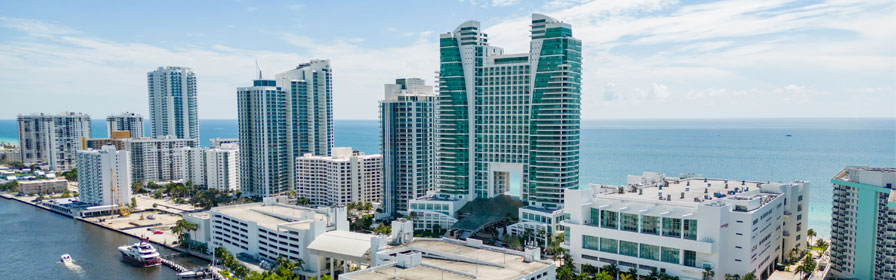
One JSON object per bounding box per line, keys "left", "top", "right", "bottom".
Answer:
{"left": 702, "top": 267, "right": 715, "bottom": 280}
{"left": 61, "top": 168, "right": 77, "bottom": 181}
{"left": 373, "top": 223, "right": 391, "bottom": 235}
{"left": 557, "top": 265, "right": 575, "bottom": 280}
{"left": 61, "top": 189, "right": 71, "bottom": 198}
{"left": 602, "top": 263, "right": 619, "bottom": 280}
{"left": 595, "top": 271, "right": 613, "bottom": 280}
{"left": 130, "top": 197, "right": 138, "bottom": 209}
{"left": 807, "top": 228, "right": 816, "bottom": 240}
{"left": 742, "top": 272, "right": 757, "bottom": 280}
{"left": 172, "top": 219, "right": 198, "bottom": 245}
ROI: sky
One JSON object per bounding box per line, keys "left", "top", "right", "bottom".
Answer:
{"left": 0, "top": 0, "right": 893, "bottom": 120}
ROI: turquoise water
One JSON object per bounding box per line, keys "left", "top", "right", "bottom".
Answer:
{"left": 2, "top": 118, "right": 894, "bottom": 238}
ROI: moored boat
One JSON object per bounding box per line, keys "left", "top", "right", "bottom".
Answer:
{"left": 118, "top": 237, "right": 161, "bottom": 267}
{"left": 60, "top": 254, "right": 73, "bottom": 264}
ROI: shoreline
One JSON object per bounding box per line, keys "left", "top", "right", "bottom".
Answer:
{"left": 0, "top": 193, "right": 213, "bottom": 263}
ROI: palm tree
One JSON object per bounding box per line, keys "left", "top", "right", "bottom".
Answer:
{"left": 645, "top": 269, "right": 661, "bottom": 280}
{"left": 595, "top": 271, "right": 613, "bottom": 280}
{"left": 741, "top": 272, "right": 756, "bottom": 280}
{"left": 602, "top": 263, "right": 620, "bottom": 280}
{"left": 807, "top": 228, "right": 816, "bottom": 240}
{"left": 558, "top": 265, "right": 575, "bottom": 280}
{"left": 702, "top": 267, "right": 715, "bottom": 280}
{"left": 723, "top": 274, "right": 740, "bottom": 280}
{"left": 619, "top": 273, "right": 634, "bottom": 280}
{"left": 626, "top": 268, "right": 638, "bottom": 279}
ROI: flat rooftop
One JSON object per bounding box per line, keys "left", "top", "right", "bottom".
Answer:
{"left": 347, "top": 239, "right": 552, "bottom": 280}
{"left": 596, "top": 177, "right": 781, "bottom": 208}
{"left": 213, "top": 203, "right": 328, "bottom": 231}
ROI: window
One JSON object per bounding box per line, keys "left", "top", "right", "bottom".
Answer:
{"left": 589, "top": 208, "right": 600, "bottom": 225}
{"left": 583, "top": 235, "right": 600, "bottom": 251}
{"left": 641, "top": 215, "right": 659, "bottom": 235}
{"left": 661, "top": 247, "right": 680, "bottom": 264}
{"left": 640, "top": 244, "right": 660, "bottom": 261}
{"left": 622, "top": 213, "right": 639, "bottom": 232}
{"left": 684, "top": 250, "right": 697, "bottom": 267}
{"left": 601, "top": 210, "right": 619, "bottom": 229}
{"left": 662, "top": 217, "right": 682, "bottom": 238}
{"left": 619, "top": 241, "right": 638, "bottom": 257}
{"left": 683, "top": 219, "right": 698, "bottom": 240}
{"left": 600, "top": 238, "right": 618, "bottom": 254}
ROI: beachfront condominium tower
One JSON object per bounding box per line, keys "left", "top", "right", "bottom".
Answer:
{"left": 380, "top": 78, "right": 435, "bottom": 216}
{"left": 123, "top": 136, "right": 198, "bottom": 183}
{"left": 237, "top": 78, "right": 289, "bottom": 197}
{"left": 107, "top": 112, "right": 144, "bottom": 138}
{"left": 147, "top": 66, "right": 199, "bottom": 140}
{"left": 275, "top": 60, "right": 334, "bottom": 188}
{"left": 77, "top": 145, "right": 131, "bottom": 206}
{"left": 294, "top": 147, "right": 382, "bottom": 207}
{"left": 830, "top": 166, "right": 896, "bottom": 279}
{"left": 17, "top": 112, "right": 91, "bottom": 171}
{"left": 434, "top": 14, "right": 581, "bottom": 208}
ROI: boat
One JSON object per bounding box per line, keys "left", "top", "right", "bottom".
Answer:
{"left": 177, "top": 268, "right": 208, "bottom": 279}
{"left": 118, "top": 237, "right": 161, "bottom": 267}
{"left": 60, "top": 254, "right": 73, "bottom": 264}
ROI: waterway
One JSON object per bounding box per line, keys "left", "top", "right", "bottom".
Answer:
{"left": 0, "top": 198, "right": 208, "bottom": 279}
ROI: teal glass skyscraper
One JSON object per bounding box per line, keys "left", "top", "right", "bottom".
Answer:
{"left": 237, "top": 79, "right": 288, "bottom": 197}
{"left": 434, "top": 14, "right": 581, "bottom": 210}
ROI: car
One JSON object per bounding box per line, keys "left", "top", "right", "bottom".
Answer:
{"left": 153, "top": 230, "right": 163, "bottom": 234}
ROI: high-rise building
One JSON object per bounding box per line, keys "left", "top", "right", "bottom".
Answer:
{"left": 18, "top": 112, "right": 91, "bottom": 171}
{"left": 275, "top": 60, "right": 334, "bottom": 188}
{"left": 178, "top": 143, "right": 240, "bottom": 192}
{"left": 238, "top": 79, "right": 289, "bottom": 197}
{"left": 830, "top": 166, "right": 896, "bottom": 280}
{"left": 414, "top": 13, "right": 581, "bottom": 231}
{"left": 294, "top": 147, "right": 382, "bottom": 206}
{"left": 209, "top": 138, "right": 239, "bottom": 148}
{"left": 563, "top": 172, "right": 809, "bottom": 280}
{"left": 379, "top": 78, "right": 435, "bottom": 216}
{"left": 123, "top": 136, "right": 198, "bottom": 183}
{"left": 76, "top": 145, "right": 131, "bottom": 206}
{"left": 107, "top": 112, "right": 144, "bottom": 138}
{"left": 147, "top": 66, "right": 199, "bottom": 140}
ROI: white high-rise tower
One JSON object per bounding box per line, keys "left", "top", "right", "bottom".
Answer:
{"left": 148, "top": 66, "right": 199, "bottom": 140}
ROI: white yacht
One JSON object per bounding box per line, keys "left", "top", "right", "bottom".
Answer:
{"left": 118, "top": 238, "right": 161, "bottom": 267}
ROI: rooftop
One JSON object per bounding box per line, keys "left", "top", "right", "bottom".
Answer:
{"left": 346, "top": 239, "right": 552, "bottom": 280}
{"left": 213, "top": 203, "right": 328, "bottom": 231}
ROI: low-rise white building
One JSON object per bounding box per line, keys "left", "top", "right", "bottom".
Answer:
{"left": 76, "top": 145, "right": 131, "bottom": 206}
{"left": 16, "top": 178, "right": 68, "bottom": 194}
{"left": 295, "top": 147, "right": 382, "bottom": 206}
{"left": 184, "top": 198, "right": 349, "bottom": 278}
{"left": 563, "top": 172, "right": 809, "bottom": 280}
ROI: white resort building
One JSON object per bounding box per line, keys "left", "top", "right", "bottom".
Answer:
{"left": 76, "top": 145, "right": 132, "bottom": 206}
{"left": 294, "top": 147, "right": 382, "bottom": 207}
{"left": 562, "top": 172, "right": 809, "bottom": 280}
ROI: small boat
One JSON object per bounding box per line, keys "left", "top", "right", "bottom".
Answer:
{"left": 786, "top": 134, "right": 792, "bottom": 137}
{"left": 118, "top": 237, "right": 161, "bottom": 267}
{"left": 177, "top": 268, "right": 208, "bottom": 278}
{"left": 60, "top": 254, "right": 73, "bottom": 264}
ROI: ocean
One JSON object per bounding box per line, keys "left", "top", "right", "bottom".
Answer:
{"left": 1, "top": 118, "right": 894, "bottom": 239}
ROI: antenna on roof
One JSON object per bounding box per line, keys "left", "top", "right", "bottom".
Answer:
{"left": 255, "top": 58, "right": 262, "bottom": 79}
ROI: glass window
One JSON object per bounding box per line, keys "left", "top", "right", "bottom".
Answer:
{"left": 601, "top": 210, "right": 618, "bottom": 229}
{"left": 640, "top": 244, "right": 659, "bottom": 261}
{"left": 600, "top": 238, "right": 618, "bottom": 254}
{"left": 661, "top": 247, "right": 680, "bottom": 264}
{"left": 583, "top": 235, "right": 600, "bottom": 251}
{"left": 684, "top": 250, "right": 697, "bottom": 267}
{"left": 619, "top": 241, "right": 638, "bottom": 257}
{"left": 622, "top": 213, "right": 639, "bottom": 232}
{"left": 641, "top": 215, "right": 659, "bottom": 235}
{"left": 663, "top": 217, "right": 682, "bottom": 238}
{"left": 684, "top": 219, "right": 698, "bottom": 240}
{"left": 589, "top": 208, "right": 600, "bottom": 225}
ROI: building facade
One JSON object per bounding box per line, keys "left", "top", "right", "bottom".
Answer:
{"left": 414, "top": 13, "right": 581, "bottom": 233}
{"left": 147, "top": 66, "right": 199, "bottom": 140}
{"left": 209, "top": 138, "right": 239, "bottom": 148}
{"left": 183, "top": 199, "right": 349, "bottom": 278}
{"left": 178, "top": 143, "right": 240, "bottom": 192}
{"left": 77, "top": 145, "right": 131, "bottom": 206}
{"left": 830, "top": 166, "right": 896, "bottom": 280}
{"left": 379, "top": 78, "right": 435, "bottom": 216}
{"left": 123, "top": 137, "right": 198, "bottom": 183}
{"left": 107, "top": 112, "right": 144, "bottom": 138}
{"left": 18, "top": 112, "right": 91, "bottom": 171}
{"left": 294, "top": 147, "right": 382, "bottom": 206}
{"left": 237, "top": 79, "right": 289, "bottom": 197}
{"left": 16, "top": 178, "right": 67, "bottom": 194}
{"left": 562, "top": 172, "right": 809, "bottom": 280}
{"left": 274, "top": 60, "right": 334, "bottom": 188}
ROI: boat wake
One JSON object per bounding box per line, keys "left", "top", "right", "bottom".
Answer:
{"left": 62, "top": 261, "right": 85, "bottom": 275}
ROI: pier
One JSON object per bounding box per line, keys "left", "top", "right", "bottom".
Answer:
{"left": 160, "top": 257, "right": 226, "bottom": 280}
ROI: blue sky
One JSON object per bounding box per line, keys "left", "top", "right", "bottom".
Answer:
{"left": 1, "top": 0, "right": 893, "bottom": 119}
